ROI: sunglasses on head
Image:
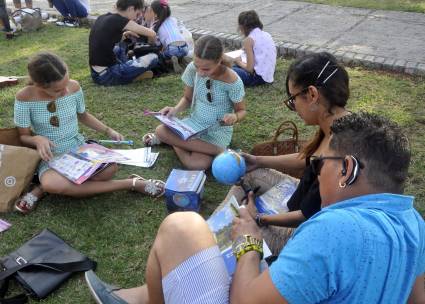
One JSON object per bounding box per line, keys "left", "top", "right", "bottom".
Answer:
{"left": 47, "top": 100, "right": 59, "bottom": 127}
{"left": 206, "top": 79, "right": 212, "bottom": 103}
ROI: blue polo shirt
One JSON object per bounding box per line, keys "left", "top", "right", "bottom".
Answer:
{"left": 269, "top": 193, "right": 425, "bottom": 303}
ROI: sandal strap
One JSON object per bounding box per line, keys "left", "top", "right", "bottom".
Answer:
{"left": 143, "top": 133, "right": 161, "bottom": 146}
{"left": 21, "top": 192, "right": 39, "bottom": 208}
{"left": 144, "top": 179, "right": 165, "bottom": 197}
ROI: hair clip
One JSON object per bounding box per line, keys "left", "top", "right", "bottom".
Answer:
{"left": 159, "top": 0, "right": 168, "bottom": 6}
{"left": 316, "top": 60, "right": 338, "bottom": 85}
{"left": 317, "top": 60, "right": 330, "bottom": 80}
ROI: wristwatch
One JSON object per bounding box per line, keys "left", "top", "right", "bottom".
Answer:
{"left": 232, "top": 234, "right": 263, "bottom": 262}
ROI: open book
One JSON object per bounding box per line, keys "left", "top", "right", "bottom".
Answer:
{"left": 112, "top": 147, "right": 159, "bottom": 168}
{"left": 207, "top": 196, "right": 271, "bottom": 277}
{"left": 150, "top": 113, "right": 216, "bottom": 140}
{"left": 255, "top": 178, "right": 298, "bottom": 215}
{"left": 225, "top": 49, "right": 247, "bottom": 62}
{"left": 48, "top": 143, "right": 128, "bottom": 184}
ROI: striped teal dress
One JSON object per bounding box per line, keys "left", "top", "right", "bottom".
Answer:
{"left": 14, "top": 89, "right": 86, "bottom": 177}
{"left": 181, "top": 62, "right": 245, "bottom": 148}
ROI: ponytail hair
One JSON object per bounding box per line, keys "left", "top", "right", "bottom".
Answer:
{"left": 150, "top": 0, "right": 171, "bottom": 33}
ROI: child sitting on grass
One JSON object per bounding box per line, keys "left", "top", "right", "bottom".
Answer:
{"left": 145, "top": 0, "right": 188, "bottom": 73}
{"left": 143, "top": 35, "right": 246, "bottom": 170}
{"left": 231, "top": 10, "right": 276, "bottom": 86}
{"left": 14, "top": 52, "right": 165, "bottom": 214}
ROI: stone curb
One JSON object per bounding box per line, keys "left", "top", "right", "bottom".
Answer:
{"left": 189, "top": 28, "right": 425, "bottom": 77}
{"left": 82, "top": 17, "right": 425, "bottom": 77}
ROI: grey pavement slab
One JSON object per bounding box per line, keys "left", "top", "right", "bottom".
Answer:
{"left": 6, "top": 0, "right": 425, "bottom": 75}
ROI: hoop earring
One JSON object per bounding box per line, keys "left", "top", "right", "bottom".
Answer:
{"left": 339, "top": 181, "right": 346, "bottom": 188}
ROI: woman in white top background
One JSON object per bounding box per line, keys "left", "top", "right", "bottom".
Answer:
{"left": 232, "top": 10, "right": 277, "bottom": 86}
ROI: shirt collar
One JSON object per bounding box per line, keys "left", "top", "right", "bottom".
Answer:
{"left": 324, "top": 193, "right": 414, "bottom": 212}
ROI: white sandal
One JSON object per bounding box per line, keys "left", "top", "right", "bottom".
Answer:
{"left": 15, "top": 192, "right": 41, "bottom": 214}
{"left": 142, "top": 132, "right": 161, "bottom": 147}
{"left": 129, "top": 174, "right": 165, "bottom": 198}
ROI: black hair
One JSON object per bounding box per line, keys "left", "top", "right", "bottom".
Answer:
{"left": 330, "top": 112, "right": 410, "bottom": 193}
{"left": 287, "top": 52, "right": 350, "bottom": 158}
{"left": 150, "top": 0, "right": 171, "bottom": 33}
{"left": 194, "top": 35, "right": 224, "bottom": 62}
{"left": 238, "top": 10, "right": 263, "bottom": 36}
{"left": 116, "top": 0, "right": 144, "bottom": 11}
{"left": 27, "top": 52, "right": 67, "bottom": 87}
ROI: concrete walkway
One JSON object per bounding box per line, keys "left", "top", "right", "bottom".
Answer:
{"left": 7, "top": 0, "right": 425, "bottom": 75}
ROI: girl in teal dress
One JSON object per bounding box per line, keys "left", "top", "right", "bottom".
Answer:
{"left": 14, "top": 52, "right": 165, "bottom": 214}
{"left": 143, "top": 35, "right": 247, "bottom": 170}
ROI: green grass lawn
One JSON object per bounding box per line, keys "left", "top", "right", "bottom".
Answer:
{"left": 293, "top": 0, "right": 425, "bottom": 13}
{"left": 0, "top": 25, "right": 424, "bottom": 303}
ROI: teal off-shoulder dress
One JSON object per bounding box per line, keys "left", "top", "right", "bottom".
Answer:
{"left": 181, "top": 62, "right": 245, "bottom": 148}
{"left": 14, "top": 89, "right": 86, "bottom": 177}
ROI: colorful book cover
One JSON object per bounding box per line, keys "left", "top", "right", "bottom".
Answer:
{"left": 255, "top": 179, "right": 298, "bottom": 215}
{"left": 207, "top": 196, "right": 271, "bottom": 277}
{"left": 48, "top": 143, "right": 128, "bottom": 184}
{"left": 151, "top": 114, "right": 216, "bottom": 140}
{"left": 0, "top": 219, "right": 11, "bottom": 232}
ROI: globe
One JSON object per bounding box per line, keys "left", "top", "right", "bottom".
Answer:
{"left": 212, "top": 150, "right": 246, "bottom": 185}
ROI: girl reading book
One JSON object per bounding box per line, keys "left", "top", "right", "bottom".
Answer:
{"left": 143, "top": 35, "right": 247, "bottom": 170}
{"left": 14, "top": 52, "right": 165, "bottom": 214}
{"left": 231, "top": 10, "right": 276, "bottom": 86}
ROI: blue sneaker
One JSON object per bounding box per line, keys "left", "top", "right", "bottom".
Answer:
{"left": 85, "top": 270, "right": 128, "bottom": 304}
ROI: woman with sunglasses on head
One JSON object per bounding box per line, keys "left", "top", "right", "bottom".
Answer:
{"left": 13, "top": 52, "right": 165, "bottom": 214}
{"left": 143, "top": 35, "right": 247, "bottom": 170}
{"left": 222, "top": 52, "right": 350, "bottom": 254}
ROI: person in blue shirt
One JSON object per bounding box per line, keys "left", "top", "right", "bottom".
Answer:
{"left": 85, "top": 112, "right": 424, "bottom": 302}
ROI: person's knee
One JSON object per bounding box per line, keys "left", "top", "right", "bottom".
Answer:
{"left": 155, "top": 124, "right": 168, "bottom": 141}
{"left": 158, "top": 212, "right": 207, "bottom": 240}
{"left": 41, "top": 176, "right": 66, "bottom": 194}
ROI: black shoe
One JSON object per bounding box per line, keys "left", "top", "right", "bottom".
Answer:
{"left": 85, "top": 270, "right": 128, "bottom": 304}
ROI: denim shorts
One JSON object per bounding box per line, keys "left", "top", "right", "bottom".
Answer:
{"left": 162, "top": 246, "right": 230, "bottom": 304}
{"left": 162, "top": 43, "right": 189, "bottom": 59}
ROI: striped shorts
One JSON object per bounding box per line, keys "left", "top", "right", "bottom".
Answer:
{"left": 162, "top": 245, "right": 230, "bottom": 304}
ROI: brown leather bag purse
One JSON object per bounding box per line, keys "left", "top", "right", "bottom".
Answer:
{"left": 251, "top": 121, "right": 307, "bottom": 178}
{"left": 251, "top": 121, "right": 305, "bottom": 156}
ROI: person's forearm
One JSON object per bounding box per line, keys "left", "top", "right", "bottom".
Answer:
{"left": 20, "top": 134, "right": 38, "bottom": 149}
{"left": 235, "top": 109, "right": 247, "bottom": 122}
{"left": 256, "top": 153, "right": 305, "bottom": 172}
{"left": 78, "top": 113, "right": 109, "bottom": 133}
{"left": 173, "top": 96, "right": 191, "bottom": 114}
{"left": 230, "top": 251, "right": 261, "bottom": 303}
{"left": 262, "top": 210, "right": 306, "bottom": 228}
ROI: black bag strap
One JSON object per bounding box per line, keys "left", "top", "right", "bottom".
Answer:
{"left": 0, "top": 259, "right": 95, "bottom": 281}
{"left": 0, "top": 294, "right": 28, "bottom": 304}
{"left": 0, "top": 279, "right": 28, "bottom": 304}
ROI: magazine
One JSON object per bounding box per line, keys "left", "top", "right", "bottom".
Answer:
{"left": 148, "top": 112, "right": 215, "bottom": 140}
{"left": 255, "top": 178, "right": 298, "bottom": 215}
{"left": 207, "top": 196, "right": 271, "bottom": 277}
{"left": 112, "top": 147, "right": 159, "bottom": 168}
{"left": 0, "top": 219, "right": 11, "bottom": 232}
{"left": 48, "top": 143, "right": 128, "bottom": 184}
{"left": 225, "top": 49, "right": 247, "bottom": 63}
